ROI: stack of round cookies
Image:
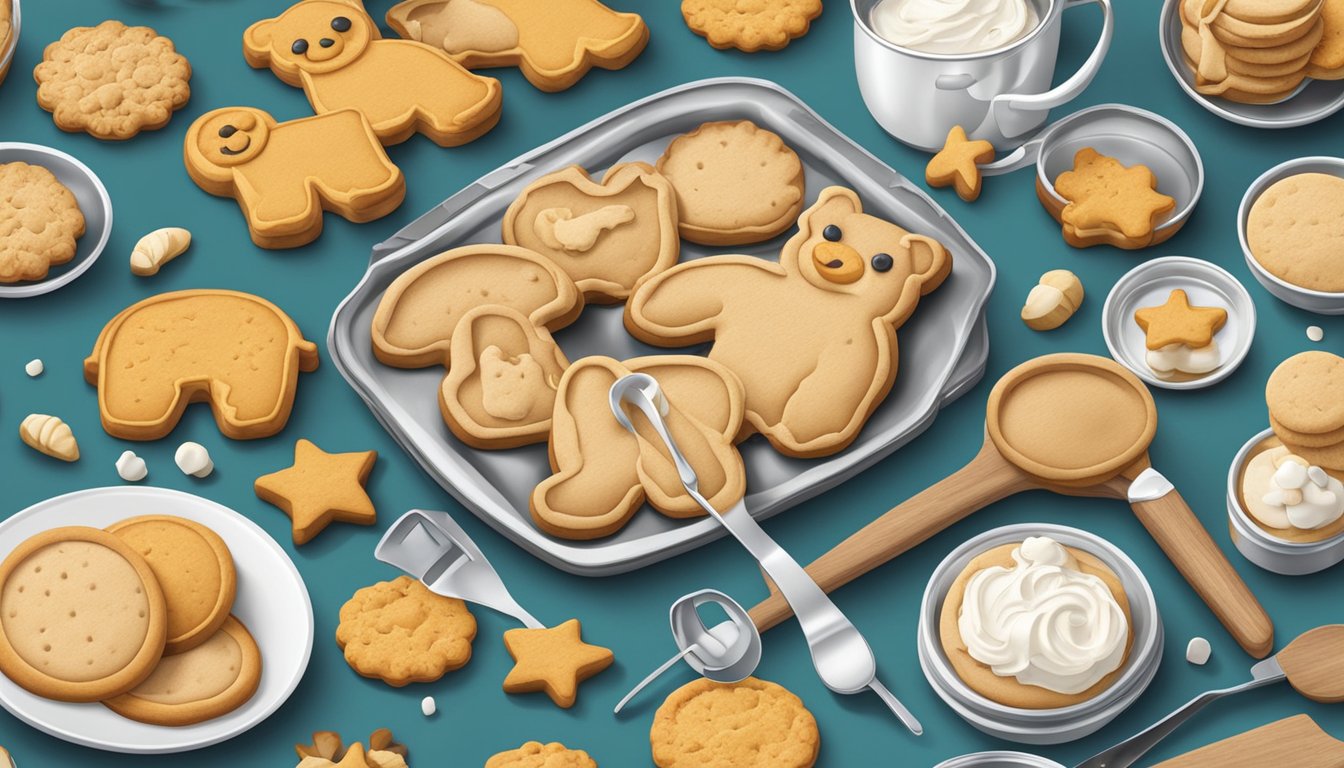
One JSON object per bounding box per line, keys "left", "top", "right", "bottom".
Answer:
{"left": 1180, "top": 0, "right": 1344, "bottom": 103}
{"left": 1267, "top": 351, "right": 1344, "bottom": 472}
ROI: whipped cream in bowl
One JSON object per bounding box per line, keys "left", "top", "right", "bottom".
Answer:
{"left": 870, "top": 0, "right": 1042, "bottom": 55}
{"left": 917, "top": 524, "right": 1162, "bottom": 744}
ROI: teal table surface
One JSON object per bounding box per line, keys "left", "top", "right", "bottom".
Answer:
{"left": 2, "top": 0, "right": 1342, "bottom": 765}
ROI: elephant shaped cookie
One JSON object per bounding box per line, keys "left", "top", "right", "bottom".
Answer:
{"left": 184, "top": 106, "right": 405, "bottom": 249}
{"left": 440, "top": 306, "right": 570, "bottom": 449}
{"left": 502, "top": 163, "right": 679, "bottom": 302}
{"left": 244, "top": 0, "right": 502, "bottom": 146}
{"left": 626, "top": 186, "right": 952, "bottom": 458}
{"left": 531, "top": 356, "right": 746, "bottom": 540}
{"left": 385, "top": 0, "right": 648, "bottom": 92}
{"left": 84, "top": 291, "right": 319, "bottom": 441}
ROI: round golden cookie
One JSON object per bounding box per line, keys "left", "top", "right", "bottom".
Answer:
{"left": 656, "top": 120, "right": 804, "bottom": 246}
{"left": 1237, "top": 436, "right": 1344, "bottom": 542}
{"left": 651, "top": 677, "right": 819, "bottom": 768}
{"left": 1222, "top": 0, "right": 1321, "bottom": 23}
{"left": 1212, "top": 0, "right": 1323, "bottom": 42}
{"left": 486, "top": 741, "right": 597, "bottom": 768}
{"left": 681, "top": 0, "right": 822, "bottom": 52}
{"left": 1282, "top": 436, "right": 1344, "bottom": 471}
{"left": 106, "top": 515, "right": 236, "bottom": 655}
{"left": 1182, "top": 25, "right": 1313, "bottom": 76}
{"left": 335, "top": 575, "right": 476, "bottom": 686}
{"left": 0, "top": 527, "right": 167, "bottom": 702}
{"left": 102, "top": 615, "right": 260, "bottom": 726}
{"left": 1267, "top": 351, "right": 1344, "bottom": 434}
{"left": 1248, "top": 174, "right": 1344, "bottom": 293}
{"left": 939, "top": 543, "right": 1134, "bottom": 710}
{"left": 1271, "top": 413, "right": 1344, "bottom": 447}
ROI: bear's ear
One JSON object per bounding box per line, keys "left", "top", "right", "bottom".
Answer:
{"left": 798, "top": 187, "right": 861, "bottom": 237}
{"left": 243, "top": 17, "right": 278, "bottom": 64}
{"left": 901, "top": 234, "right": 950, "bottom": 294}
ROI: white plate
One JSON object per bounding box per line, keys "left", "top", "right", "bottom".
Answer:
{"left": 0, "top": 487, "right": 313, "bottom": 754}
{"left": 1102, "top": 256, "right": 1256, "bottom": 390}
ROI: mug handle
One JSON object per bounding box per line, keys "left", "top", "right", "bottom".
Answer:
{"left": 990, "top": 0, "right": 1115, "bottom": 139}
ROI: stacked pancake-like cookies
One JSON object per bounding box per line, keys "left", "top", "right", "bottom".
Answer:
{"left": 1180, "top": 0, "right": 1344, "bottom": 103}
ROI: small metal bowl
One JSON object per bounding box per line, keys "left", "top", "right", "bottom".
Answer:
{"left": 1159, "top": 0, "right": 1344, "bottom": 128}
{"left": 1227, "top": 428, "right": 1344, "bottom": 576}
{"left": 918, "top": 524, "right": 1163, "bottom": 745}
{"left": 1102, "top": 256, "right": 1256, "bottom": 390}
{"left": 1238, "top": 157, "right": 1344, "bottom": 315}
{"left": 0, "top": 142, "right": 112, "bottom": 298}
{"left": 0, "top": 0, "right": 19, "bottom": 86}
{"left": 935, "top": 753, "right": 1065, "bottom": 768}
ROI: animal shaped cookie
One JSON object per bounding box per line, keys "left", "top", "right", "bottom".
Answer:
{"left": 532, "top": 355, "right": 746, "bottom": 540}
{"left": 386, "top": 0, "right": 648, "bottom": 92}
{"left": 503, "top": 163, "right": 679, "bottom": 302}
{"left": 626, "top": 186, "right": 951, "bottom": 458}
{"left": 244, "top": 0, "right": 502, "bottom": 146}
{"left": 184, "top": 106, "right": 405, "bottom": 249}
{"left": 440, "top": 306, "right": 570, "bottom": 449}
{"left": 84, "top": 290, "right": 320, "bottom": 441}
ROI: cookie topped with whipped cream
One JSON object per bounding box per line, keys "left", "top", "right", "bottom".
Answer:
{"left": 939, "top": 536, "right": 1133, "bottom": 709}
{"left": 1239, "top": 435, "right": 1344, "bottom": 544}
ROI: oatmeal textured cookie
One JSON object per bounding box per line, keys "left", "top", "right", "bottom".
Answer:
{"left": 34, "top": 21, "right": 191, "bottom": 140}
{"left": 682, "top": 0, "right": 823, "bottom": 52}
{"left": 650, "top": 677, "right": 819, "bottom": 768}
{"left": 0, "top": 162, "right": 85, "bottom": 283}
{"left": 335, "top": 575, "right": 476, "bottom": 686}
{"left": 486, "top": 741, "right": 597, "bottom": 768}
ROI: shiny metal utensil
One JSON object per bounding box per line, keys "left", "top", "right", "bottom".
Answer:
{"left": 375, "top": 508, "right": 543, "bottom": 629}
{"left": 614, "top": 589, "right": 762, "bottom": 714}
{"left": 609, "top": 373, "right": 923, "bottom": 735}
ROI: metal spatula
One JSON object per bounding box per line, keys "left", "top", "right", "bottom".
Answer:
{"left": 375, "top": 509, "right": 543, "bottom": 629}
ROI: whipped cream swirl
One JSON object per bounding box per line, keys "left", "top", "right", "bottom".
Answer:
{"left": 958, "top": 536, "right": 1128, "bottom": 695}
{"left": 1243, "top": 447, "right": 1344, "bottom": 531}
{"left": 871, "top": 0, "right": 1040, "bottom": 54}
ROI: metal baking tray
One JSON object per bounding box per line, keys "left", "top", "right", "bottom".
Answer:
{"left": 329, "top": 78, "right": 996, "bottom": 575}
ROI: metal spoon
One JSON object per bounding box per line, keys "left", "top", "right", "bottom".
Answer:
{"left": 609, "top": 372, "right": 923, "bottom": 735}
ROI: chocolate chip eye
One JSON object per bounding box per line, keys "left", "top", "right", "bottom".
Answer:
{"left": 331, "top": 16, "right": 352, "bottom": 32}
{"left": 218, "top": 125, "right": 237, "bottom": 138}
{"left": 291, "top": 38, "right": 309, "bottom": 55}
{"left": 871, "top": 253, "right": 894, "bottom": 273}
{"left": 822, "top": 225, "right": 842, "bottom": 242}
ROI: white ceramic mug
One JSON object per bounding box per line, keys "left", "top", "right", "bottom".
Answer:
{"left": 852, "top": 0, "right": 1114, "bottom": 151}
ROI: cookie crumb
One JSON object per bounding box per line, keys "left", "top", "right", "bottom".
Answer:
{"left": 421, "top": 695, "right": 436, "bottom": 717}
{"left": 24, "top": 359, "right": 43, "bottom": 377}
{"left": 116, "top": 451, "right": 148, "bottom": 482}
{"left": 175, "top": 441, "right": 213, "bottom": 478}
{"left": 1308, "top": 325, "right": 1325, "bottom": 342}
{"left": 1186, "top": 636, "right": 1211, "bottom": 665}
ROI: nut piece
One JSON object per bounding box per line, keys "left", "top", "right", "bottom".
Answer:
{"left": 116, "top": 450, "right": 148, "bottom": 482}
{"left": 19, "top": 413, "right": 80, "bottom": 462}
{"left": 175, "top": 441, "right": 213, "bottom": 477}
{"left": 130, "top": 227, "right": 191, "bottom": 276}
{"left": 1021, "top": 269, "right": 1085, "bottom": 331}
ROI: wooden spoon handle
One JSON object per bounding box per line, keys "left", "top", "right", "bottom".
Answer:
{"left": 749, "top": 440, "right": 1031, "bottom": 632}
{"left": 1130, "top": 486, "right": 1274, "bottom": 658}
{"left": 1153, "top": 715, "right": 1344, "bottom": 768}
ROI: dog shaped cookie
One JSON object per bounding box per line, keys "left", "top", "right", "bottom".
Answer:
{"left": 84, "top": 290, "right": 319, "bottom": 441}
{"left": 385, "top": 0, "right": 648, "bottom": 92}
{"left": 184, "top": 106, "right": 405, "bottom": 249}
{"left": 626, "top": 187, "right": 952, "bottom": 458}
{"left": 244, "top": 0, "right": 502, "bottom": 146}
{"left": 502, "top": 163, "right": 679, "bottom": 303}
{"left": 531, "top": 355, "right": 746, "bottom": 540}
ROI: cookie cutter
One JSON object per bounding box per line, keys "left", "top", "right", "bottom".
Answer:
{"left": 977, "top": 104, "right": 1203, "bottom": 247}
{"left": 1228, "top": 428, "right": 1344, "bottom": 575}
{"left": 1159, "top": 0, "right": 1344, "bottom": 129}
{"left": 375, "top": 508, "right": 544, "bottom": 629}
{"left": 613, "top": 589, "right": 762, "bottom": 714}
{"left": 0, "top": 142, "right": 113, "bottom": 299}
{"left": 1101, "top": 256, "right": 1256, "bottom": 390}
{"left": 1238, "top": 157, "right": 1344, "bottom": 314}
{"left": 609, "top": 373, "right": 924, "bottom": 735}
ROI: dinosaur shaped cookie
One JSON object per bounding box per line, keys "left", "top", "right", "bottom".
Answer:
{"left": 385, "top": 0, "right": 648, "bottom": 92}
{"left": 625, "top": 187, "right": 951, "bottom": 458}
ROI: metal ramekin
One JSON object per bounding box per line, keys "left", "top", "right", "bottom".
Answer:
{"left": 918, "top": 524, "right": 1162, "bottom": 745}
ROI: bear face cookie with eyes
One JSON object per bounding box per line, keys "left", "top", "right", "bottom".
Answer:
{"left": 184, "top": 106, "right": 405, "bottom": 249}
{"left": 244, "top": 0, "right": 502, "bottom": 147}
{"left": 625, "top": 186, "right": 952, "bottom": 458}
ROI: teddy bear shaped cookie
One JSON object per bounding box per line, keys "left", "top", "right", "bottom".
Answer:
{"left": 184, "top": 106, "right": 405, "bottom": 249}
{"left": 244, "top": 0, "right": 502, "bottom": 146}
{"left": 385, "top": 0, "right": 648, "bottom": 92}
{"left": 626, "top": 186, "right": 952, "bottom": 458}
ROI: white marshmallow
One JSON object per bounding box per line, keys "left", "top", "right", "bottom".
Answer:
{"left": 175, "top": 442, "right": 213, "bottom": 478}
{"left": 1186, "top": 636, "right": 1211, "bottom": 665}
{"left": 24, "top": 359, "right": 43, "bottom": 377}
{"left": 1307, "top": 326, "right": 1325, "bottom": 342}
{"left": 116, "top": 451, "right": 148, "bottom": 482}
{"left": 420, "top": 696, "right": 436, "bottom": 717}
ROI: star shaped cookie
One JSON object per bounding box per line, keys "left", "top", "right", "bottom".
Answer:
{"left": 1134, "top": 289, "right": 1227, "bottom": 349}
{"left": 1055, "top": 148, "right": 1175, "bottom": 242}
{"left": 502, "top": 619, "right": 613, "bottom": 708}
{"left": 254, "top": 439, "right": 377, "bottom": 545}
{"left": 926, "top": 125, "right": 995, "bottom": 202}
